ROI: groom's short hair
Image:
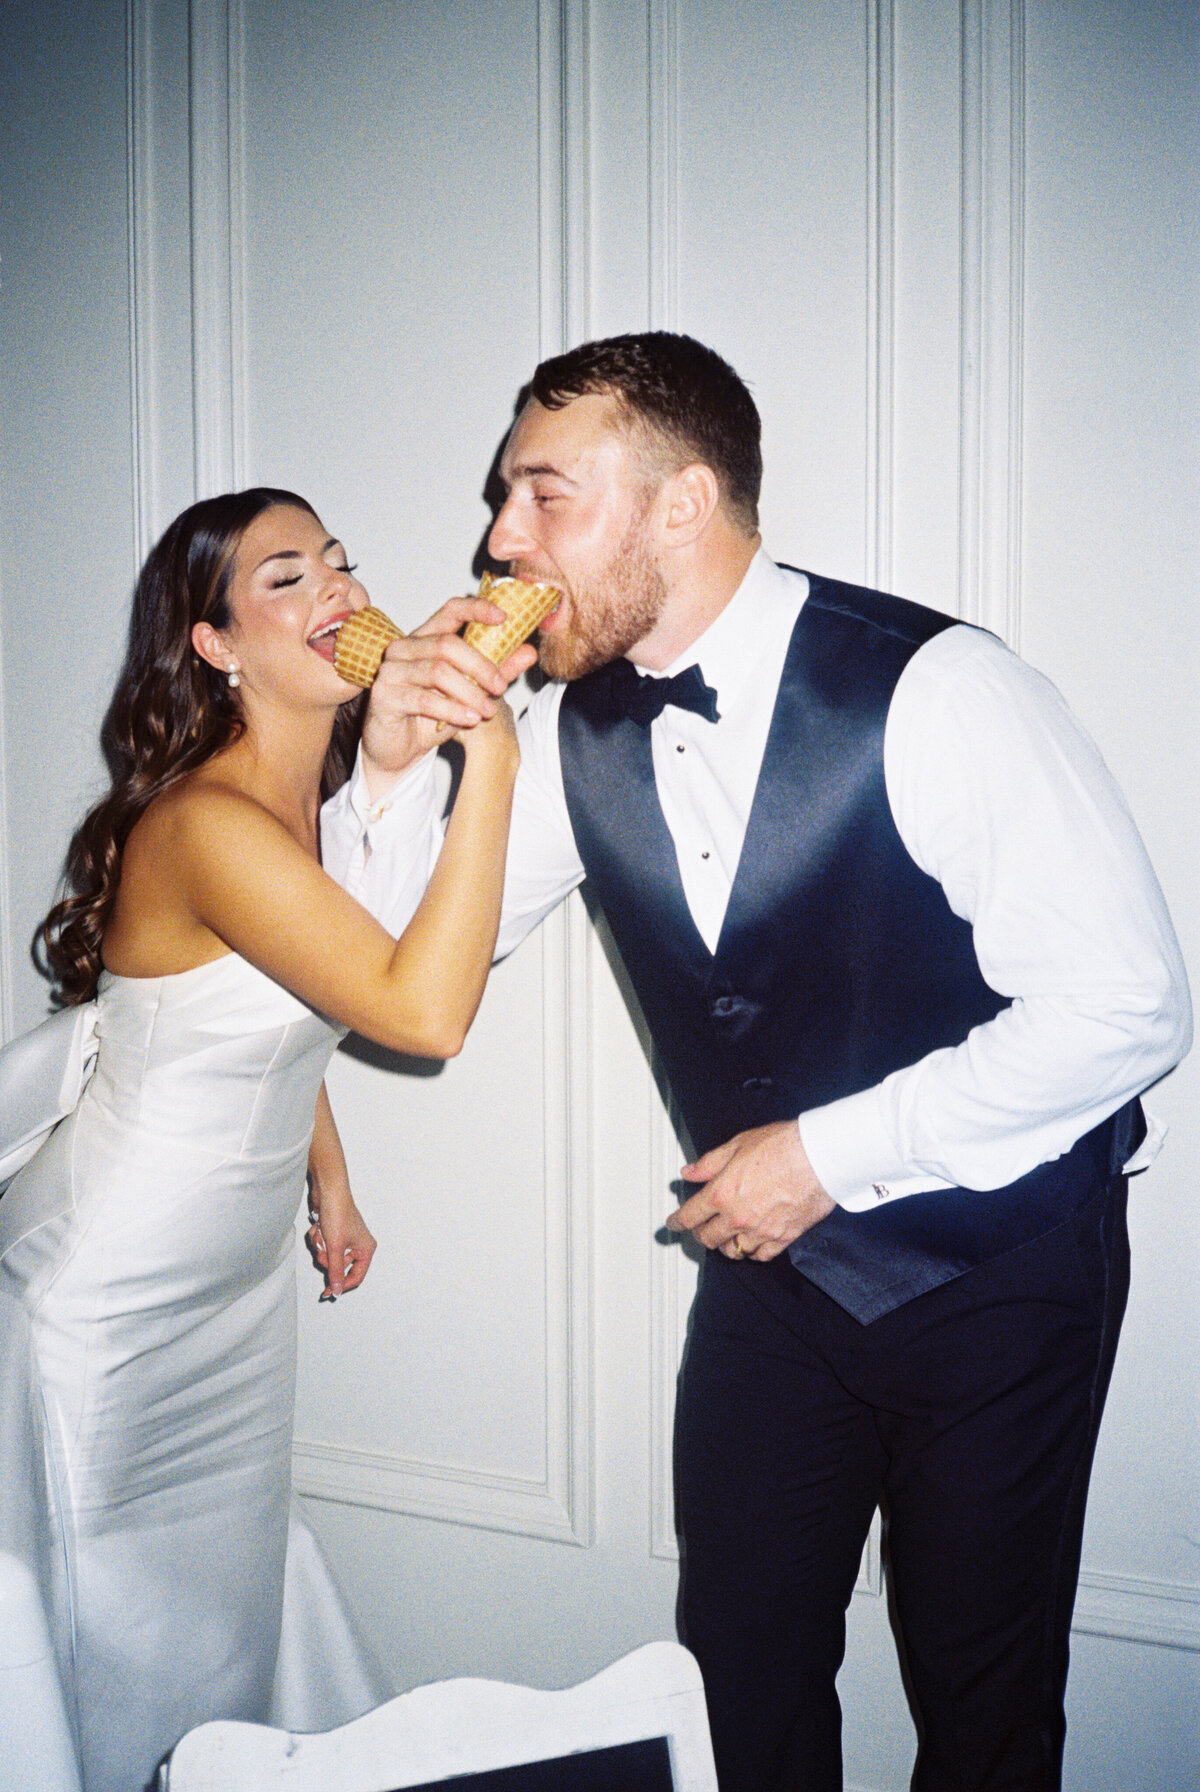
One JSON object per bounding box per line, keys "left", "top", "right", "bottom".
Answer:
{"left": 528, "top": 331, "right": 762, "bottom": 535}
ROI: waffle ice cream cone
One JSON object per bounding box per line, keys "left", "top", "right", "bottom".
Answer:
{"left": 333, "top": 605, "right": 404, "bottom": 687}
{"left": 463, "top": 572, "right": 560, "bottom": 666}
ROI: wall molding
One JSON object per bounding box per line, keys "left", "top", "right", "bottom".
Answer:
{"left": 647, "top": 0, "right": 679, "bottom": 330}
{"left": 296, "top": 899, "right": 596, "bottom": 1547}
{"left": 865, "top": 0, "right": 896, "bottom": 594}
{"left": 538, "top": 894, "right": 598, "bottom": 1547}
{"left": 294, "top": 1438, "right": 582, "bottom": 1544}
{"left": 125, "top": 0, "right": 158, "bottom": 568}
{"left": 188, "top": 0, "right": 247, "bottom": 495}
{"left": 957, "top": 0, "right": 1026, "bottom": 643}
{"left": 126, "top": 0, "right": 247, "bottom": 539}
{"left": 538, "top": 0, "right": 591, "bottom": 353}
{"left": 1074, "top": 1568, "right": 1200, "bottom": 1654}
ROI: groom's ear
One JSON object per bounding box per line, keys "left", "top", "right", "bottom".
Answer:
{"left": 658, "top": 462, "right": 720, "bottom": 549}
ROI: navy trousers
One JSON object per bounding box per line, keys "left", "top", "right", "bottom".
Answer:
{"left": 674, "top": 1176, "right": 1129, "bottom": 1792}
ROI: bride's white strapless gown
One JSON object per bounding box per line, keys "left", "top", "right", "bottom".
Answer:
{"left": 0, "top": 955, "right": 391, "bottom": 1792}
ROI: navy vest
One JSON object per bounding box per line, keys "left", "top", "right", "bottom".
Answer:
{"left": 558, "top": 573, "right": 1142, "bottom": 1322}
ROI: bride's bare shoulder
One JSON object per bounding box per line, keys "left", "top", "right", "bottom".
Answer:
{"left": 105, "top": 767, "right": 272, "bottom": 972}
{"left": 124, "top": 771, "right": 282, "bottom": 883}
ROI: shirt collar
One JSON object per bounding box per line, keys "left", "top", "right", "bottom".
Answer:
{"left": 660, "top": 549, "right": 807, "bottom": 711}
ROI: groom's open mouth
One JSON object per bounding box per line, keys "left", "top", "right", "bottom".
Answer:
{"left": 536, "top": 592, "right": 567, "bottom": 637}
{"left": 509, "top": 571, "right": 564, "bottom": 633}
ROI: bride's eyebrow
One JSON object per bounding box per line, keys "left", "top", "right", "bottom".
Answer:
{"left": 253, "top": 537, "right": 339, "bottom": 572}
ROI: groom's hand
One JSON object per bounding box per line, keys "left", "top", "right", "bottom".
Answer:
{"left": 667, "top": 1120, "right": 834, "bottom": 1261}
{"left": 360, "top": 595, "right": 536, "bottom": 799}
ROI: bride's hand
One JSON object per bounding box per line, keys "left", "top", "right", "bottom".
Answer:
{"left": 306, "top": 1183, "right": 377, "bottom": 1301}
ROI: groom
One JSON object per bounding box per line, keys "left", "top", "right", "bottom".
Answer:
{"left": 323, "top": 332, "right": 1190, "bottom": 1790}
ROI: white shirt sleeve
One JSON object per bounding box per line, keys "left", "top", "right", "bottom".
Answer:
{"left": 320, "top": 754, "right": 446, "bottom": 938}
{"left": 490, "top": 682, "right": 587, "bottom": 958}
{"left": 799, "top": 625, "right": 1192, "bottom": 1210}
{"left": 319, "top": 680, "right": 584, "bottom": 957}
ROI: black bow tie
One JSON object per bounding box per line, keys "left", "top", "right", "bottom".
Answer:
{"left": 598, "top": 658, "right": 721, "bottom": 726}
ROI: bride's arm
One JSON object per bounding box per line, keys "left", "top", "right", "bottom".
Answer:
{"left": 306, "top": 1080, "right": 375, "bottom": 1301}
{"left": 169, "top": 708, "right": 520, "bottom": 1054}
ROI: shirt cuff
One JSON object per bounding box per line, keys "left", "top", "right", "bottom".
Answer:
{"left": 798, "top": 1091, "right": 950, "bottom": 1212}
{"left": 349, "top": 749, "right": 438, "bottom": 826}
{"left": 1124, "top": 1107, "right": 1167, "bottom": 1174}
{"left": 801, "top": 1090, "right": 1172, "bottom": 1210}
{"left": 320, "top": 749, "right": 444, "bottom": 928}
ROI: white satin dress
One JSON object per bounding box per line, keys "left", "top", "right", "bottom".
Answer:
{"left": 0, "top": 955, "right": 390, "bottom": 1792}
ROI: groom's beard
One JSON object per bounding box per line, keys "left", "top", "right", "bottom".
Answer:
{"left": 534, "top": 519, "right": 667, "bottom": 681}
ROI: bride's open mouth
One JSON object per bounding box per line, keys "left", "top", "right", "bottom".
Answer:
{"left": 307, "top": 615, "right": 347, "bottom": 663}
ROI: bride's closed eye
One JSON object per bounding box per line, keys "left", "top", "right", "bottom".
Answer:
{"left": 269, "top": 562, "right": 355, "bottom": 590}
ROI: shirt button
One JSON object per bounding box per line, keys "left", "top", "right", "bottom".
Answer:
{"left": 676, "top": 744, "right": 685, "bottom": 753}
{"left": 700, "top": 850, "right": 710, "bottom": 860}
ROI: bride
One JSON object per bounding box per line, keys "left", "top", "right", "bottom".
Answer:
{"left": 0, "top": 488, "right": 522, "bottom": 1792}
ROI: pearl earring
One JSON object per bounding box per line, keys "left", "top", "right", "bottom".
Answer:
{"left": 226, "top": 666, "right": 241, "bottom": 689}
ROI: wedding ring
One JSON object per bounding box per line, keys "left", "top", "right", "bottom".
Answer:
{"left": 729, "top": 1234, "right": 751, "bottom": 1258}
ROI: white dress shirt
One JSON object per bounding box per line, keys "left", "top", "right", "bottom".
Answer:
{"left": 322, "top": 551, "right": 1191, "bottom": 1211}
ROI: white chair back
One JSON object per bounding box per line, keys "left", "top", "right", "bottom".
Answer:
{"left": 162, "top": 1640, "right": 716, "bottom": 1791}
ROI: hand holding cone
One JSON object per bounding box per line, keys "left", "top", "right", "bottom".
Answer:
{"left": 461, "top": 571, "right": 560, "bottom": 667}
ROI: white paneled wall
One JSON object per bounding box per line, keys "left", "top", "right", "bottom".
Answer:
{"left": 1, "top": 4, "right": 1197, "bottom": 1788}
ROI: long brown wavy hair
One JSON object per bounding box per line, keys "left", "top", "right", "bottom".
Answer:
{"left": 39, "top": 488, "right": 365, "bottom": 1006}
